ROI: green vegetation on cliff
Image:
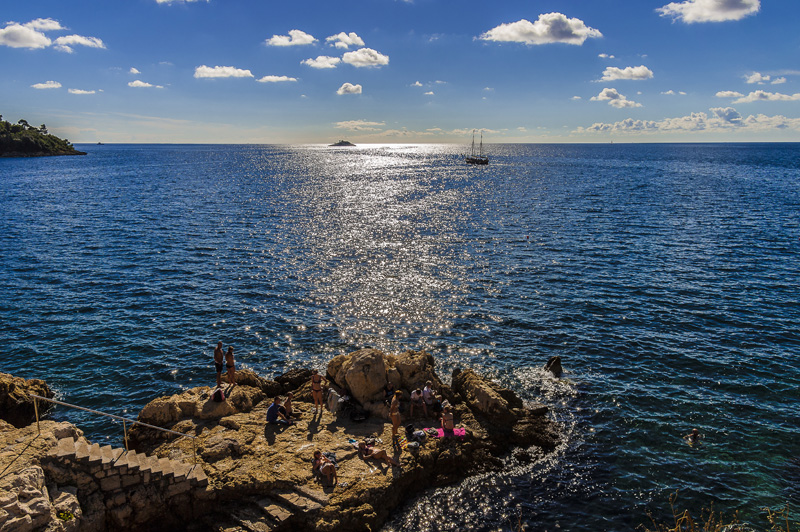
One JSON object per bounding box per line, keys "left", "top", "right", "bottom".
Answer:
{"left": 0, "top": 115, "right": 86, "bottom": 157}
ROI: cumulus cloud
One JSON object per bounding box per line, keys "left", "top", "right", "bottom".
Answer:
{"left": 342, "top": 48, "right": 389, "bottom": 67}
{"left": 411, "top": 81, "right": 423, "bottom": 87}
{"left": 716, "top": 90, "right": 744, "bottom": 98}
{"left": 194, "top": 65, "right": 254, "bottom": 78}
{"left": 733, "top": 90, "right": 800, "bottom": 103}
{"left": 326, "top": 32, "right": 365, "bottom": 49}
{"left": 128, "top": 80, "right": 163, "bottom": 88}
{"left": 574, "top": 107, "right": 800, "bottom": 135}
{"left": 257, "top": 75, "right": 298, "bottom": 83}
{"left": 266, "top": 29, "right": 316, "bottom": 47}
{"left": 0, "top": 18, "right": 105, "bottom": 53}
{"left": 31, "top": 80, "right": 61, "bottom": 89}
{"left": 336, "top": 83, "right": 362, "bottom": 95}
{"left": 425, "top": 91, "right": 434, "bottom": 95}
{"left": 600, "top": 65, "right": 653, "bottom": 81}
{"left": 662, "top": 90, "right": 687, "bottom": 95}
{"left": 745, "top": 72, "right": 770, "bottom": 84}
{"left": 301, "top": 56, "right": 341, "bottom": 69}
{"left": 772, "top": 77, "right": 787, "bottom": 85}
{"left": 68, "top": 88, "right": 95, "bottom": 94}
{"left": 480, "top": 13, "right": 602, "bottom": 45}
{"left": 657, "top": 0, "right": 760, "bottom": 23}
{"left": 590, "top": 88, "right": 642, "bottom": 108}
{"left": 0, "top": 18, "right": 60, "bottom": 49}
{"left": 599, "top": 53, "right": 615, "bottom": 59}
{"left": 571, "top": 96, "right": 582, "bottom": 100}
{"left": 335, "top": 119, "right": 384, "bottom": 131}
{"left": 130, "top": 67, "right": 140, "bottom": 74}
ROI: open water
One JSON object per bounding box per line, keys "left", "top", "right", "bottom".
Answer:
{"left": 1, "top": 143, "right": 798, "bottom": 531}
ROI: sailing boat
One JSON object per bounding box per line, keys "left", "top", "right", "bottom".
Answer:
{"left": 465, "top": 129, "right": 489, "bottom": 165}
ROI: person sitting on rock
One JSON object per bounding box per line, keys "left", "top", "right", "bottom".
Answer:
{"left": 441, "top": 405, "right": 455, "bottom": 431}
{"left": 358, "top": 440, "right": 400, "bottom": 467}
{"left": 410, "top": 388, "right": 426, "bottom": 418}
{"left": 283, "top": 392, "right": 294, "bottom": 418}
{"left": 266, "top": 396, "right": 293, "bottom": 425}
{"left": 313, "top": 450, "right": 337, "bottom": 485}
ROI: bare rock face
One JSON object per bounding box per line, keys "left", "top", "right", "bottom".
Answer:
{"left": 328, "top": 348, "right": 388, "bottom": 405}
{"left": 0, "top": 373, "right": 54, "bottom": 428}
{"left": 545, "top": 356, "right": 563, "bottom": 378}
{"left": 451, "top": 368, "right": 518, "bottom": 425}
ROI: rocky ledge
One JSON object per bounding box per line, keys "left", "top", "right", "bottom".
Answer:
{"left": 0, "top": 350, "right": 562, "bottom": 532}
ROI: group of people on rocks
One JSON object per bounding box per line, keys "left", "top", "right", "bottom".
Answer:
{"left": 212, "top": 342, "right": 457, "bottom": 486}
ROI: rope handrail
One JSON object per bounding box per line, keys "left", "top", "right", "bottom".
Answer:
{"left": 28, "top": 394, "right": 195, "bottom": 440}
{"left": 28, "top": 393, "right": 197, "bottom": 465}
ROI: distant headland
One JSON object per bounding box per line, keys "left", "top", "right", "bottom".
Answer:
{"left": 329, "top": 139, "right": 356, "bottom": 147}
{"left": 0, "top": 115, "right": 86, "bottom": 157}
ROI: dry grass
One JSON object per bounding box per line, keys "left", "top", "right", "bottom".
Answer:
{"left": 638, "top": 491, "right": 796, "bottom": 532}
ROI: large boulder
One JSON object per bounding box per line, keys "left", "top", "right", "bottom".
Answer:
{"left": 228, "top": 369, "right": 282, "bottom": 397}
{"left": 328, "top": 348, "right": 387, "bottom": 405}
{"left": 451, "top": 368, "right": 518, "bottom": 425}
{"left": 0, "top": 466, "right": 53, "bottom": 532}
{"left": 0, "top": 373, "right": 54, "bottom": 428}
{"left": 136, "top": 385, "right": 265, "bottom": 428}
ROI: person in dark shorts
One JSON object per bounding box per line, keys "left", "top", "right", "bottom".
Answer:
{"left": 214, "top": 341, "right": 224, "bottom": 387}
{"left": 225, "top": 346, "right": 236, "bottom": 387}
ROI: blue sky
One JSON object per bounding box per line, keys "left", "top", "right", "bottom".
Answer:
{"left": 2, "top": 0, "right": 799, "bottom": 143}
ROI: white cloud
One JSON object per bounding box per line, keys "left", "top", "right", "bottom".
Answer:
{"left": 575, "top": 107, "right": 800, "bottom": 135}
{"left": 68, "top": 88, "right": 95, "bottom": 94}
{"left": 130, "top": 67, "right": 140, "bottom": 74}
{"left": 0, "top": 20, "right": 55, "bottom": 49}
{"left": 342, "top": 48, "right": 389, "bottom": 67}
{"left": 301, "top": 56, "right": 341, "bottom": 69}
{"left": 156, "top": 0, "right": 209, "bottom": 3}
{"left": 600, "top": 65, "right": 653, "bottom": 81}
{"left": 193, "top": 65, "right": 254, "bottom": 78}
{"left": 128, "top": 80, "right": 163, "bottom": 88}
{"left": 571, "top": 95, "right": 582, "bottom": 100}
{"left": 745, "top": 72, "right": 769, "bottom": 84}
{"left": 772, "top": 77, "right": 787, "bottom": 85}
{"left": 733, "top": 90, "right": 800, "bottom": 103}
{"left": 31, "top": 80, "right": 61, "bottom": 89}
{"left": 53, "top": 35, "right": 106, "bottom": 53}
{"left": 335, "top": 119, "right": 383, "bottom": 131}
{"left": 25, "top": 18, "right": 65, "bottom": 31}
{"left": 480, "top": 13, "right": 602, "bottom": 45}
{"left": 336, "top": 83, "right": 362, "bottom": 95}
{"left": 590, "top": 88, "right": 642, "bottom": 108}
{"left": 266, "top": 29, "right": 316, "bottom": 47}
{"left": 716, "top": 90, "right": 744, "bottom": 98}
{"left": 326, "top": 32, "right": 364, "bottom": 49}
{"left": 657, "top": 0, "right": 760, "bottom": 23}
{"left": 599, "top": 53, "right": 615, "bottom": 59}
{"left": 424, "top": 91, "right": 434, "bottom": 95}
{"left": 256, "top": 75, "right": 298, "bottom": 83}
{"left": 411, "top": 81, "right": 423, "bottom": 87}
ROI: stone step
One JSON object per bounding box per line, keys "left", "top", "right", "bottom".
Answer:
{"left": 255, "top": 498, "right": 293, "bottom": 526}
{"left": 271, "top": 489, "right": 323, "bottom": 513}
{"left": 187, "top": 466, "right": 208, "bottom": 487}
{"left": 86, "top": 443, "right": 103, "bottom": 466}
{"left": 52, "top": 436, "right": 76, "bottom": 458}
{"left": 231, "top": 508, "right": 275, "bottom": 532}
{"left": 292, "top": 485, "right": 329, "bottom": 506}
{"left": 118, "top": 450, "right": 140, "bottom": 471}
{"left": 74, "top": 440, "right": 90, "bottom": 460}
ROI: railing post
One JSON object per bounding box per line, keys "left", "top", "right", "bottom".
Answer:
{"left": 122, "top": 419, "right": 129, "bottom": 452}
{"left": 33, "top": 396, "right": 40, "bottom": 434}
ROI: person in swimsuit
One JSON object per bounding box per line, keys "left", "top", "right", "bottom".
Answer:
{"left": 284, "top": 392, "right": 294, "bottom": 418}
{"left": 313, "top": 450, "right": 337, "bottom": 485}
{"left": 310, "top": 369, "right": 326, "bottom": 412}
{"left": 390, "top": 390, "right": 402, "bottom": 439}
{"left": 441, "top": 405, "right": 455, "bottom": 431}
{"left": 684, "top": 428, "right": 703, "bottom": 445}
{"left": 214, "top": 342, "right": 224, "bottom": 387}
{"left": 225, "top": 346, "right": 236, "bottom": 387}
{"left": 358, "top": 440, "right": 400, "bottom": 467}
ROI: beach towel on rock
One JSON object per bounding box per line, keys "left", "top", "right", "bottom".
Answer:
{"left": 396, "top": 434, "right": 409, "bottom": 450}
{"left": 434, "top": 428, "right": 466, "bottom": 438}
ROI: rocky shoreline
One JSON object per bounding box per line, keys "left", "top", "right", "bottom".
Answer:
{"left": 0, "top": 350, "right": 563, "bottom": 532}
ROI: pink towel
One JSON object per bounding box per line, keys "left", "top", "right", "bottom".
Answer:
{"left": 435, "top": 428, "right": 466, "bottom": 438}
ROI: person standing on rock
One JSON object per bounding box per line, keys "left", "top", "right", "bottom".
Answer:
{"left": 225, "top": 346, "right": 236, "bottom": 387}
{"left": 214, "top": 342, "right": 224, "bottom": 388}
{"left": 390, "top": 390, "right": 402, "bottom": 439}
{"left": 310, "top": 369, "right": 326, "bottom": 413}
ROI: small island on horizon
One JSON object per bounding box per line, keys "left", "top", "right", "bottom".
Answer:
{"left": 0, "top": 115, "right": 86, "bottom": 157}
{"left": 329, "top": 139, "right": 356, "bottom": 147}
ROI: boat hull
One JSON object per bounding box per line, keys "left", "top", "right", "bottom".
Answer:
{"left": 465, "top": 156, "right": 489, "bottom": 165}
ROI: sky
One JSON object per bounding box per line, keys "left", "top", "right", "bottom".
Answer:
{"left": 1, "top": 0, "right": 799, "bottom": 144}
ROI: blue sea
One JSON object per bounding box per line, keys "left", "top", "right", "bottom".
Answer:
{"left": 1, "top": 143, "right": 798, "bottom": 531}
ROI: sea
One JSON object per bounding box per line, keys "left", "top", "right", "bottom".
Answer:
{"left": 1, "top": 143, "right": 798, "bottom": 531}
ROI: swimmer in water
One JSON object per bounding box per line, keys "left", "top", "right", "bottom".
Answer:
{"left": 684, "top": 428, "right": 703, "bottom": 445}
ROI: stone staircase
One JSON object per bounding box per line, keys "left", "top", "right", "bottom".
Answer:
{"left": 210, "top": 484, "right": 329, "bottom": 532}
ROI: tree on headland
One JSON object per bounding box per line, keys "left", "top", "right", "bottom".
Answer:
{"left": 0, "top": 115, "right": 85, "bottom": 157}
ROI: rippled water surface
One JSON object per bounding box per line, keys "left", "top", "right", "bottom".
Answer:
{"left": 1, "top": 143, "right": 798, "bottom": 530}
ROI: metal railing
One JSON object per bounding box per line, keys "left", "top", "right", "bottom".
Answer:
{"left": 29, "top": 394, "right": 197, "bottom": 465}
